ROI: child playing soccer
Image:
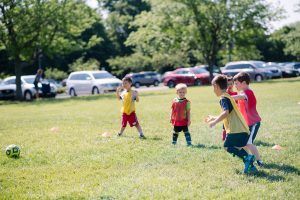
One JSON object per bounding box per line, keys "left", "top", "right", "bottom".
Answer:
{"left": 170, "top": 83, "right": 192, "bottom": 146}
{"left": 233, "top": 72, "right": 263, "bottom": 166}
{"left": 116, "top": 77, "right": 145, "bottom": 139}
{"left": 221, "top": 76, "right": 238, "bottom": 141}
{"left": 205, "top": 75, "right": 256, "bottom": 174}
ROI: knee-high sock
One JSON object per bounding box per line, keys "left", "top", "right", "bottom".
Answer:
{"left": 172, "top": 132, "right": 179, "bottom": 144}
{"left": 226, "top": 147, "right": 248, "bottom": 161}
{"left": 184, "top": 131, "right": 192, "bottom": 145}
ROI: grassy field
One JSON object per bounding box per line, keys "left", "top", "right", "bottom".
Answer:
{"left": 0, "top": 78, "right": 299, "bottom": 199}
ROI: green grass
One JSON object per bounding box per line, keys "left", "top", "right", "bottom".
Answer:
{"left": 0, "top": 78, "right": 299, "bottom": 199}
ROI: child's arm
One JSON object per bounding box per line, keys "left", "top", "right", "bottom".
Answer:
{"left": 205, "top": 110, "right": 229, "bottom": 128}
{"left": 232, "top": 94, "right": 247, "bottom": 100}
{"left": 187, "top": 110, "right": 191, "bottom": 126}
{"left": 116, "top": 86, "right": 122, "bottom": 100}
{"left": 133, "top": 90, "right": 139, "bottom": 102}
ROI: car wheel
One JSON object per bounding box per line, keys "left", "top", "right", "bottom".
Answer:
{"left": 69, "top": 88, "right": 77, "bottom": 97}
{"left": 194, "top": 79, "right": 202, "bottom": 86}
{"left": 167, "top": 80, "right": 175, "bottom": 88}
{"left": 255, "top": 75, "right": 263, "bottom": 82}
{"left": 153, "top": 80, "right": 159, "bottom": 87}
{"left": 92, "top": 87, "right": 99, "bottom": 95}
{"left": 24, "top": 91, "right": 33, "bottom": 101}
{"left": 134, "top": 82, "right": 140, "bottom": 88}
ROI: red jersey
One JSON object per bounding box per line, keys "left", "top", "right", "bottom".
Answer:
{"left": 237, "top": 89, "right": 261, "bottom": 126}
{"left": 171, "top": 98, "right": 190, "bottom": 126}
{"left": 226, "top": 89, "right": 237, "bottom": 96}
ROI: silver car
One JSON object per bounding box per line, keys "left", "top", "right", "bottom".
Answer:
{"left": 221, "top": 61, "right": 272, "bottom": 81}
{"left": 66, "top": 70, "right": 122, "bottom": 96}
{"left": 0, "top": 75, "right": 57, "bottom": 100}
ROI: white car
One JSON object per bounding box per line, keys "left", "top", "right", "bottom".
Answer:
{"left": 0, "top": 75, "right": 57, "bottom": 100}
{"left": 66, "top": 71, "right": 122, "bottom": 96}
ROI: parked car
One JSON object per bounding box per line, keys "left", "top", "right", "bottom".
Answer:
{"left": 125, "top": 71, "right": 161, "bottom": 88}
{"left": 221, "top": 61, "right": 272, "bottom": 81}
{"left": 263, "top": 62, "right": 283, "bottom": 78}
{"left": 66, "top": 70, "right": 122, "bottom": 96}
{"left": 0, "top": 75, "right": 57, "bottom": 100}
{"left": 162, "top": 67, "right": 210, "bottom": 88}
{"left": 283, "top": 62, "right": 300, "bottom": 74}
{"left": 195, "top": 65, "right": 222, "bottom": 74}
{"left": 277, "top": 62, "right": 300, "bottom": 77}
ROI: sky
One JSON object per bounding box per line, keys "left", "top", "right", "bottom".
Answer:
{"left": 86, "top": 0, "right": 300, "bottom": 30}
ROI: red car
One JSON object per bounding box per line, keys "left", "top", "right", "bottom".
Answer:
{"left": 162, "top": 67, "right": 211, "bottom": 88}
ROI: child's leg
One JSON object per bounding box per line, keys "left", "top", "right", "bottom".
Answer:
{"left": 135, "top": 123, "right": 144, "bottom": 136}
{"left": 225, "top": 147, "right": 248, "bottom": 160}
{"left": 118, "top": 127, "right": 126, "bottom": 136}
{"left": 172, "top": 132, "right": 179, "bottom": 144}
{"left": 247, "top": 122, "right": 262, "bottom": 161}
{"left": 183, "top": 126, "right": 192, "bottom": 146}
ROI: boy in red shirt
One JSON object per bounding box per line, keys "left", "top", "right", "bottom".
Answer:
{"left": 170, "top": 83, "right": 192, "bottom": 146}
{"left": 233, "top": 72, "right": 263, "bottom": 166}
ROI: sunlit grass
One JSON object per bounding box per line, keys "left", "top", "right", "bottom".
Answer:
{"left": 0, "top": 78, "right": 299, "bottom": 199}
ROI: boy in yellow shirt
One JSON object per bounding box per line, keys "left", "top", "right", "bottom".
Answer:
{"left": 205, "top": 75, "right": 256, "bottom": 174}
{"left": 116, "top": 77, "right": 145, "bottom": 139}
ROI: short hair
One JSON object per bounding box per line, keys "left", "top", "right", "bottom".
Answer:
{"left": 175, "top": 83, "right": 187, "bottom": 91}
{"left": 122, "top": 77, "right": 132, "bottom": 84}
{"left": 212, "top": 75, "right": 227, "bottom": 90}
{"left": 233, "top": 72, "right": 250, "bottom": 85}
{"left": 226, "top": 76, "right": 233, "bottom": 82}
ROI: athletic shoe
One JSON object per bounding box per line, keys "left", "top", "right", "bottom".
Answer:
{"left": 257, "top": 160, "right": 264, "bottom": 167}
{"left": 250, "top": 165, "right": 258, "bottom": 173}
{"left": 117, "top": 132, "right": 122, "bottom": 136}
{"left": 139, "top": 134, "right": 146, "bottom": 139}
{"left": 244, "top": 155, "right": 255, "bottom": 174}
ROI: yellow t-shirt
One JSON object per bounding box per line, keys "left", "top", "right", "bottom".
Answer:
{"left": 120, "top": 90, "right": 136, "bottom": 115}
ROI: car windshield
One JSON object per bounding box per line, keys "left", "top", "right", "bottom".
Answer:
{"left": 92, "top": 72, "right": 114, "bottom": 79}
{"left": 192, "top": 68, "right": 208, "bottom": 74}
{"left": 253, "top": 62, "right": 265, "bottom": 68}
{"left": 23, "top": 77, "right": 35, "bottom": 84}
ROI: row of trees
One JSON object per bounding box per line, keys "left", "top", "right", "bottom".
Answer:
{"left": 0, "top": 0, "right": 299, "bottom": 99}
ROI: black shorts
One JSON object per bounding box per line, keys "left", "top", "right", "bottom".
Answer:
{"left": 173, "top": 126, "right": 188, "bottom": 133}
{"left": 224, "top": 132, "right": 249, "bottom": 148}
{"left": 34, "top": 83, "right": 39, "bottom": 91}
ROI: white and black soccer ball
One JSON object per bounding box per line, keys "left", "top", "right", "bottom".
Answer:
{"left": 5, "top": 144, "right": 20, "bottom": 158}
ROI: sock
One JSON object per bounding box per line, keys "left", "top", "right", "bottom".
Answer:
{"left": 184, "top": 131, "right": 192, "bottom": 145}
{"left": 226, "top": 147, "right": 248, "bottom": 160}
{"left": 172, "top": 132, "right": 179, "bottom": 144}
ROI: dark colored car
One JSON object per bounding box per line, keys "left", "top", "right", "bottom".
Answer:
{"left": 277, "top": 62, "right": 300, "bottom": 77}
{"left": 162, "top": 67, "right": 210, "bottom": 88}
{"left": 125, "top": 71, "right": 161, "bottom": 88}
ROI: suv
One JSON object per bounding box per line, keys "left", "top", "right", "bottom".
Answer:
{"left": 221, "top": 61, "right": 272, "bottom": 81}
{"left": 66, "top": 71, "right": 122, "bottom": 96}
{"left": 125, "top": 71, "right": 161, "bottom": 88}
{"left": 0, "top": 75, "right": 57, "bottom": 100}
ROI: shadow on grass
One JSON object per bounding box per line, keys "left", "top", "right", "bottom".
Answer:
{"left": 255, "top": 140, "right": 275, "bottom": 147}
{"left": 263, "top": 163, "right": 300, "bottom": 175}
{"left": 192, "top": 143, "right": 222, "bottom": 150}
{"left": 246, "top": 170, "right": 286, "bottom": 182}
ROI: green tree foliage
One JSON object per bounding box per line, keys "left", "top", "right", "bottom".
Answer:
{"left": 123, "top": 0, "right": 278, "bottom": 78}
{"left": 0, "top": 0, "right": 100, "bottom": 100}
{"left": 283, "top": 22, "right": 300, "bottom": 60}
{"left": 44, "top": 68, "right": 68, "bottom": 81}
{"left": 69, "top": 57, "right": 100, "bottom": 72}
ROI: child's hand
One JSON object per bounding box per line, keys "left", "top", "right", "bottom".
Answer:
{"left": 205, "top": 115, "right": 214, "bottom": 123}
{"left": 117, "top": 86, "right": 123, "bottom": 92}
{"left": 208, "top": 121, "right": 216, "bottom": 128}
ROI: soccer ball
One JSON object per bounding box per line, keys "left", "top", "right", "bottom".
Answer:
{"left": 5, "top": 144, "right": 20, "bottom": 158}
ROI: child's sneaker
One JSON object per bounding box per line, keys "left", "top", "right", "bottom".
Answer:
{"left": 250, "top": 165, "right": 258, "bottom": 173}
{"left": 244, "top": 155, "right": 255, "bottom": 174}
{"left": 139, "top": 134, "right": 146, "bottom": 139}
{"left": 257, "top": 160, "right": 264, "bottom": 167}
{"left": 117, "top": 132, "right": 122, "bottom": 137}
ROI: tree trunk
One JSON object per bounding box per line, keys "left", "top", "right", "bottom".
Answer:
{"left": 14, "top": 59, "right": 23, "bottom": 100}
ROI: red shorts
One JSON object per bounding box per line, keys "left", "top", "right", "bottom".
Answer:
{"left": 122, "top": 112, "right": 138, "bottom": 127}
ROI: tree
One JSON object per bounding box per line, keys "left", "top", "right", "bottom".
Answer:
{"left": 283, "top": 22, "right": 300, "bottom": 60}
{"left": 125, "top": 0, "right": 279, "bottom": 78}
{"left": 0, "top": 0, "right": 100, "bottom": 100}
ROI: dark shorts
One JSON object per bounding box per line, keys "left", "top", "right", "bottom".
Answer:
{"left": 224, "top": 132, "right": 249, "bottom": 148}
{"left": 173, "top": 126, "right": 189, "bottom": 133}
{"left": 122, "top": 112, "right": 138, "bottom": 127}
{"left": 34, "top": 83, "right": 39, "bottom": 91}
{"left": 247, "top": 122, "right": 260, "bottom": 144}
